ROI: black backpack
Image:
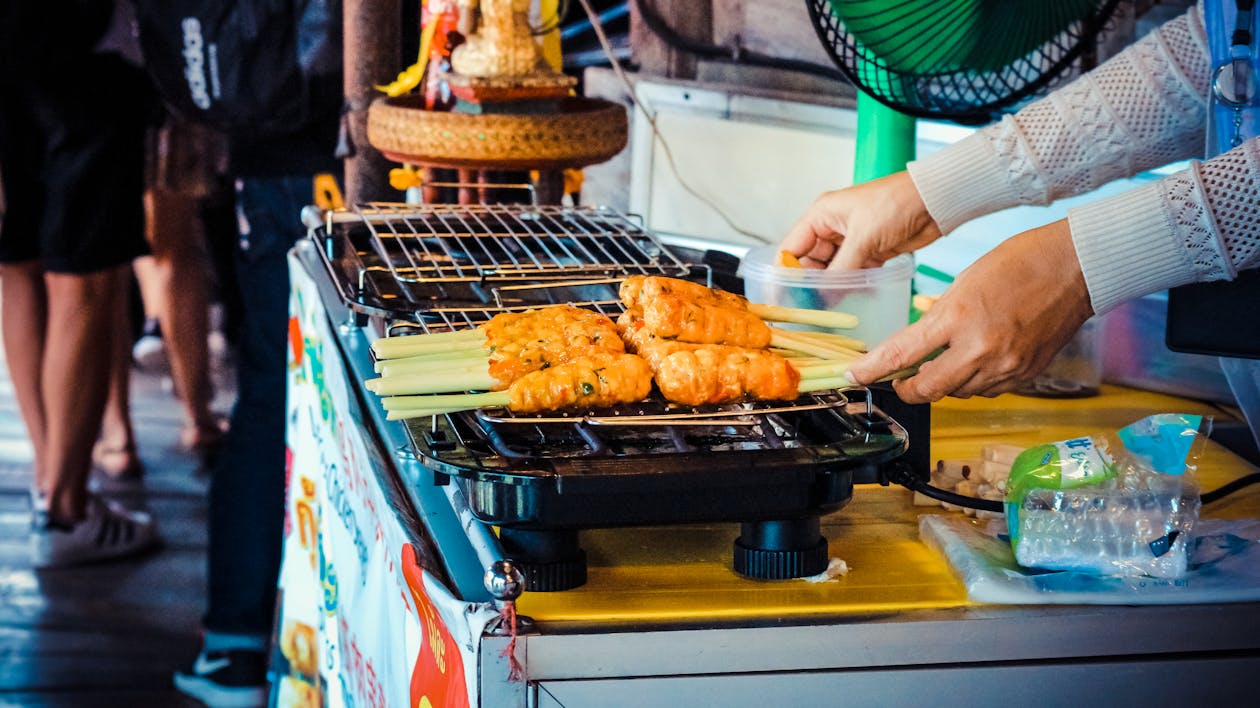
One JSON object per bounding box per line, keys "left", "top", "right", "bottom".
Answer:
{"left": 0, "top": 1, "right": 114, "bottom": 83}
{"left": 132, "top": 0, "right": 342, "bottom": 136}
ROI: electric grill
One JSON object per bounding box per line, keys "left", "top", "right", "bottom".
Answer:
{"left": 310, "top": 202, "right": 910, "bottom": 591}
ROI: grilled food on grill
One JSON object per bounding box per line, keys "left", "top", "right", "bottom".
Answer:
{"left": 619, "top": 275, "right": 860, "bottom": 331}
{"left": 371, "top": 304, "right": 624, "bottom": 387}
{"left": 380, "top": 352, "right": 654, "bottom": 417}
{"left": 506, "top": 352, "right": 653, "bottom": 413}
{"left": 620, "top": 274, "right": 747, "bottom": 311}
{"left": 621, "top": 275, "right": 760, "bottom": 348}
{"left": 482, "top": 306, "right": 624, "bottom": 384}
{"left": 620, "top": 312, "right": 801, "bottom": 405}
{"left": 368, "top": 297, "right": 864, "bottom": 418}
{"left": 640, "top": 339, "right": 800, "bottom": 406}
{"left": 641, "top": 292, "right": 773, "bottom": 348}
{"left": 367, "top": 305, "right": 638, "bottom": 401}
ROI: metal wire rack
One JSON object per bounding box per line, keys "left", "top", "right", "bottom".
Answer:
{"left": 387, "top": 295, "right": 629, "bottom": 334}
{"left": 470, "top": 388, "right": 867, "bottom": 429}
{"left": 311, "top": 202, "right": 693, "bottom": 318}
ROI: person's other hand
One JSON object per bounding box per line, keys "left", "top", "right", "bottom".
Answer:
{"left": 846, "top": 219, "right": 1094, "bottom": 403}
{"left": 781, "top": 171, "right": 942, "bottom": 270}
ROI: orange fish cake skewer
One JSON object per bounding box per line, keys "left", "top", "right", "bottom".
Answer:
{"left": 380, "top": 352, "right": 654, "bottom": 418}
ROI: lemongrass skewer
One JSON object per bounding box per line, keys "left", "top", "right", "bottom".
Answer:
{"left": 799, "top": 375, "right": 853, "bottom": 392}
{"left": 794, "top": 361, "right": 854, "bottom": 379}
{"left": 372, "top": 333, "right": 487, "bottom": 359}
{"left": 789, "top": 330, "right": 867, "bottom": 352}
{"left": 386, "top": 329, "right": 483, "bottom": 343}
{"left": 379, "top": 354, "right": 491, "bottom": 378}
{"left": 782, "top": 356, "right": 829, "bottom": 366}
{"left": 748, "top": 303, "right": 858, "bottom": 329}
{"left": 387, "top": 409, "right": 454, "bottom": 421}
{"left": 381, "top": 391, "right": 510, "bottom": 412}
{"left": 373, "top": 346, "right": 488, "bottom": 373}
{"left": 798, "top": 361, "right": 926, "bottom": 393}
{"left": 773, "top": 331, "right": 865, "bottom": 360}
{"left": 372, "top": 329, "right": 484, "bottom": 354}
{"left": 771, "top": 327, "right": 860, "bottom": 352}
{"left": 366, "top": 370, "right": 497, "bottom": 396}
{"left": 769, "top": 331, "right": 860, "bottom": 360}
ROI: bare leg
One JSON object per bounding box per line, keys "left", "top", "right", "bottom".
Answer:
{"left": 95, "top": 272, "right": 140, "bottom": 477}
{"left": 133, "top": 253, "right": 164, "bottom": 320}
{"left": 146, "top": 186, "right": 221, "bottom": 450}
{"left": 41, "top": 266, "right": 129, "bottom": 523}
{"left": 0, "top": 262, "right": 49, "bottom": 494}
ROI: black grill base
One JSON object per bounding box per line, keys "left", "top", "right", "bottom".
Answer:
{"left": 733, "top": 518, "right": 830, "bottom": 580}
{"left": 499, "top": 517, "right": 834, "bottom": 591}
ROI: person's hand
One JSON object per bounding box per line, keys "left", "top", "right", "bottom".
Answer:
{"left": 781, "top": 171, "right": 943, "bottom": 270}
{"left": 846, "top": 219, "right": 1094, "bottom": 403}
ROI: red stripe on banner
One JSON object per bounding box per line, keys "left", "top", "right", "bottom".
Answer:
{"left": 402, "top": 543, "right": 470, "bottom": 708}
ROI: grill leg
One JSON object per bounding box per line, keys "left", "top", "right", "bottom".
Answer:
{"left": 498, "top": 528, "right": 588, "bottom": 592}
{"left": 734, "top": 517, "right": 829, "bottom": 580}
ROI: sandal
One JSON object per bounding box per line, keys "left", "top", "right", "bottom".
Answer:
{"left": 181, "top": 417, "right": 229, "bottom": 460}
{"left": 91, "top": 443, "right": 145, "bottom": 480}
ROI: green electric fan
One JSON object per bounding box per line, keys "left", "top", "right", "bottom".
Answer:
{"left": 805, "top": 0, "right": 1124, "bottom": 180}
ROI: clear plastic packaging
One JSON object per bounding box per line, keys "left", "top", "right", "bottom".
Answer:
{"left": 1005, "top": 414, "right": 1208, "bottom": 579}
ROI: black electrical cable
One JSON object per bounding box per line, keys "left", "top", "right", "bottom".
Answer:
{"left": 903, "top": 478, "right": 1005, "bottom": 513}
{"left": 633, "top": 0, "right": 849, "bottom": 84}
{"left": 884, "top": 462, "right": 1004, "bottom": 513}
{"left": 887, "top": 463, "right": 1260, "bottom": 511}
{"left": 1201, "top": 471, "right": 1260, "bottom": 504}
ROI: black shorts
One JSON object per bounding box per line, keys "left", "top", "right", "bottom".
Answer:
{"left": 0, "top": 54, "right": 151, "bottom": 273}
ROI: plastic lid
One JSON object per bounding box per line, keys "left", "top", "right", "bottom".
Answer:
{"left": 738, "top": 245, "right": 914, "bottom": 286}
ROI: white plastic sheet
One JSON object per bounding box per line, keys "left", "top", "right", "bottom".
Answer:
{"left": 920, "top": 514, "right": 1260, "bottom": 604}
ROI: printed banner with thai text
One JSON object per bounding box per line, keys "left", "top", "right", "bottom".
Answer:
{"left": 274, "top": 255, "right": 497, "bottom": 707}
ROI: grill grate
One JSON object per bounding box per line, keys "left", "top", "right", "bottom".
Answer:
{"left": 312, "top": 203, "right": 692, "bottom": 318}
{"left": 390, "top": 297, "right": 629, "bottom": 335}
{"left": 406, "top": 388, "right": 892, "bottom": 468}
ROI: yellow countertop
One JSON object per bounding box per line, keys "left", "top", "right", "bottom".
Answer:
{"left": 515, "top": 385, "right": 1260, "bottom": 623}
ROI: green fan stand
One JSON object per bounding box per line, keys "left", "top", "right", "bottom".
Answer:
{"left": 853, "top": 91, "right": 915, "bottom": 184}
{"left": 853, "top": 92, "right": 924, "bottom": 322}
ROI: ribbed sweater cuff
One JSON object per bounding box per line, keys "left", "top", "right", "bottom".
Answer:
{"left": 906, "top": 132, "right": 1022, "bottom": 234}
{"left": 1067, "top": 181, "right": 1197, "bottom": 315}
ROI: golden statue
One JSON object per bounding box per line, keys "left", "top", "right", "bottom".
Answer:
{"left": 450, "top": 0, "right": 547, "bottom": 78}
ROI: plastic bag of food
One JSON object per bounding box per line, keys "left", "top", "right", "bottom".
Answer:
{"left": 1004, "top": 413, "right": 1208, "bottom": 578}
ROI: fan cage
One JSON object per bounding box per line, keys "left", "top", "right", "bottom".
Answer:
{"left": 805, "top": 0, "right": 1124, "bottom": 125}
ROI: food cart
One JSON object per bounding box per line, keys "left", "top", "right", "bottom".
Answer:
{"left": 270, "top": 203, "right": 1260, "bottom": 707}
{"left": 268, "top": 2, "right": 1260, "bottom": 704}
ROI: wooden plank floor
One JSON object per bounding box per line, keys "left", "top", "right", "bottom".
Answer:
{"left": 0, "top": 330, "right": 236, "bottom": 706}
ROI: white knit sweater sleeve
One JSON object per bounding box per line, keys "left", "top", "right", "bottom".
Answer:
{"left": 1069, "top": 137, "right": 1260, "bottom": 313}
{"left": 907, "top": 2, "right": 1260, "bottom": 314}
{"left": 907, "top": 3, "right": 1212, "bottom": 231}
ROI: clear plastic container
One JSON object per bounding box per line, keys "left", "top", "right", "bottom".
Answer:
{"left": 738, "top": 246, "right": 913, "bottom": 348}
{"left": 1015, "top": 316, "right": 1105, "bottom": 398}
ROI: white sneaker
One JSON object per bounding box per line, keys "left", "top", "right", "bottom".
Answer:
{"left": 132, "top": 318, "right": 169, "bottom": 372}
{"left": 31, "top": 495, "right": 162, "bottom": 568}
{"left": 173, "top": 649, "right": 269, "bottom": 707}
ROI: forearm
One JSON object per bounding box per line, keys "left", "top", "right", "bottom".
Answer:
{"left": 909, "top": 2, "right": 1211, "bottom": 234}
{"left": 1070, "top": 137, "right": 1260, "bottom": 314}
